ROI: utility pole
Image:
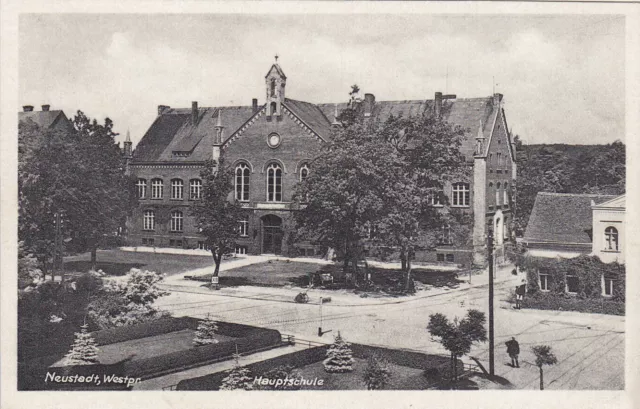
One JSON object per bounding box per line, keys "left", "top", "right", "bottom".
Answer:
{"left": 318, "top": 297, "right": 323, "bottom": 337}
{"left": 54, "top": 211, "right": 62, "bottom": 282}
{"left": 488, "top": 228, "right": 495, "bottom": 376}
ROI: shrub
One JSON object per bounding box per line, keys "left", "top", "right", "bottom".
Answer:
{"left": 363, "top": 354, "right": 392, "bottom": 390}
{"left": 323, "top": 332, "right": 354, "bottom": 373}
{"left": 220, "top": 353, "right": 253, "bottom": 390}
{"left": 517, "top": 291, "right": 624, "bottom": 316}
{"left": 193, "top": 314, "right": 219, "bottom": 346}
{"left": 254, "top": 365, "right": 301, "bottom": 391}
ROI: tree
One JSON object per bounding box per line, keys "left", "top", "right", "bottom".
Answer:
{"left": 220, "top": 352, "right": 253, "bottom": 390}
{"left": 193, "top": 314, "right": 219, "bottom": 346}
{"left": 427, "top": 309, "right": 487, "bottom": 384}
{"left": 531, "top": 345, "right": 558, "bottom": 390}
{"left": 87, "top": 268, "right": 169, "bottom": 329}
{"left": 63, "top": 324, "right": 99, "bottom": 366}
{"left": 192, "top": 159, "right": 247, "bottom": 289}
{"left": 363, "top": 353, "right": 392, "bottom": 390}
{"left": 18, "top": 241, "right": 43, "bottom": 289}
{"left": 323, "top": 332, "right": 354, "bottom": 373}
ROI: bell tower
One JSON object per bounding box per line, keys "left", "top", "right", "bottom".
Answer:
{"left": 265, "top": 55, "right": 286, "bottom": 118}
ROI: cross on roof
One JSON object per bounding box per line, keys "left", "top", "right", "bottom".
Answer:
{"left": 275, "top": 54, "right": 279, "bottom": 63}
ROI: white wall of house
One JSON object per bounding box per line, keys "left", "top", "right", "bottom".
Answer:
{"left": 591, "top": 196, "right": 625, "bottom": 264}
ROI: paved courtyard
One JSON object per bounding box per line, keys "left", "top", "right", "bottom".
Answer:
{"left": 153, "top": 255, "right": 625, "bottom": 390}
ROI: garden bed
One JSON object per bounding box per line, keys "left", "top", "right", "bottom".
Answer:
{"left": 512, "top": 292, "right": 625, "bottom": 316}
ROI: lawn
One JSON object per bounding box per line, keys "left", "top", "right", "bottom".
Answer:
{"left": 64, "top": 249, "right": 217, "bottom": 276}
{"left": 294, "top": 358, "right": 433, "bottom": 390}
{"left": 190, "top": 260, "right": 323, "bottom": 287}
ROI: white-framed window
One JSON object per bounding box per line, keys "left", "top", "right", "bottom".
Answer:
{"left": 266, "top": 163, "right": 283, "bottom": 202}
{"left": 440, "top": 225, "right": 452, "bottom": 245}
{"left": 238, "top": 219, "right": 249, "bottom": 237}
{"left": 136, "top": 179, "right": 147, "bottom": 199}
{"left": 151, "top": 178, "right": 163, "bottom": 199}
{"left": 190, "top": 179, "right": 202, "bottom": 200}
{"left": 604, "top": 226, "right": 619, "bottom": 251}
{"left": 430, "top": 190, "right": 443, "bottom": 206}
{"left": 539, "top": 273, "right": 551, "bottom": 291}
{"left": 452, "top": 182, "right": 470, "bottom": 207}
{"left": 171, "top": 179, "right": 183, "bottom": 200}
{"left": 235, "top": 245, "right": 247, "bottom": 255}
{"left": 143, "top": 210, "right": 155, "bottom": 231}
{"left": 235, "top": 163, "right": 250, "bottom": 202}
{"left": 603, "top": 276, "right": 614, "bottom": 296}
{"left": 170, "top": 210, "right": 183, "bottom": 232}
{"left": 566, "top": 274, "right": 579, "bottom": 294}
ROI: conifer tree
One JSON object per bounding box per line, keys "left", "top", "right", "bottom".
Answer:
{"left": 193, "top": 314, "right": 219, "bottom": 346}
{"left": 63, "top": 324, "right": 99, "bottom": 366}
{"left": 219, "top": 353, "right": 253, "bottom": 390}
{"left": 363, "top": 353, "right": 392, "bottom": 390}
{"left": 323, "top": 332, "right": 354, "bottom": 373}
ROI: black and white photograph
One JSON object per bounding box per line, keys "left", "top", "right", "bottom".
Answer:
{"left": 2, "top": 2, "right": 639, "bottom": 409}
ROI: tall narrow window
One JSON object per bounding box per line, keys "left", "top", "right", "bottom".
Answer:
{"left": 539, "top": 273, "right": 550, "bottom": 291}
{"left": 238, "top": 219, "right": 249, "bottom": 237}
{"left": 151, "top": 179, "right": 163, "bottom": 199}
{"left": 170, "top": 210, "right": 183, "bottom": 232}
{"left": 503, "top": 182, "right": 509, "bottom": 206}
{"left": 171, "top": 179, "right": 183, "bottom": 200}
{"left": 143, "top": 210, "right": 155, "bottom": 231}
{"left": 136, "top": 179, "right": 147, "bottom": 199}
{"left": 299, "top": 164, "right": 309, "bottom": 182}
{"left": 235, "top": 163, "right": 250, "bottom": 202}
{"left": 190, "top": 179, "right": 202, "bottom": 200}
{"left": 452, "top": 182, "right": 470, "bottom": 207}
{"left": 267, "top": 163, "right": 283, "bottom": 202}
{"left": 605, "top": 226, "right": 619, "bottom": 251}
{"left": 496, "top": 182, "right": 501, "bottom": 206}
{"left": 566, "top": 274, "right": 579, "bottom": 294}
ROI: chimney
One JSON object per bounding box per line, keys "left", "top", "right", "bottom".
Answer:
{"left": 192, "top": 101, "right": 198, "bottom": 125}
{"left": 41, "top": 104, "right": 50, "bottom": 112}
{"left": 23, "top": 105, "right": 34, "bottom": 112}
{"left": 363, "top": 93, "right": 375, "bottom": 117}
{"left": 493, "top": 93, "right": 503, "bottom": 106}
{"left": 157, "top": 105, "right": 170, "bottom": 116}
{"left": 252, "top": 98, "right": 258, "bottom": 113}
{"left": 434, "top": 92, "right": 443, "bottom": 117}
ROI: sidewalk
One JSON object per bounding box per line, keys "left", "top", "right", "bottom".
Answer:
{"left": 158, "top": 256, "right": 523, "bottom": 306}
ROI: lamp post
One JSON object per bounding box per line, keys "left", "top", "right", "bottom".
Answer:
{"left": 488, "top": 227, "right": 495, "bottom": 376}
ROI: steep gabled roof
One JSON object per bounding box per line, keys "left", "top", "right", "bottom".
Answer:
{"left": 284, "top": 99, "right": 332, "bottom": 140}
{"left": 523, "top": 192, "right": 616, "bottom": 245}
{"left": 18, "top": 110, "right": 69, "bottom": 130}
{"left": 265, "top": 63, "right": 286, "bottom": 80}
{"left": 592, "top": 194, "right": 625, "bottom": 209}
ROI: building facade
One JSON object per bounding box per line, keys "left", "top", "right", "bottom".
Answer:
{"left": 591, "top": 195, "right": 625, "bottom": 263}
{"left": 126, "top": 61, "right": 517, "bottom": 265}
{"left": 18, "top": 104, "right": 73, "bottom": 132}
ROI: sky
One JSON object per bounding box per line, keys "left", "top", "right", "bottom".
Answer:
{"left": 19, "top": 13, "right": 626, "bottom": 147}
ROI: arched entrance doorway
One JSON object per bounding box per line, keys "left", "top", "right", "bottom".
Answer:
{"left": 261, "top": 215, "right": 283, "bottom": 255}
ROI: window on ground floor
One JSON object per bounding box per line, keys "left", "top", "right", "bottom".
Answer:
{"left": 198, "top": 241, "right": 209, "bottom": 251}
{"left": 437, "top": 253, "right": 445, "bottom": 262}
{"left": 235, "top": 245, "right": 247, "bottom": 255}
{"left": 566, "top": 274, "right": 579, "bottom": 294}
{"left": 603, "top": 276, "right": 614, "bottom": 296}
{"left": 169, "top": 239, "right": 183, "bottom": 248}
{"left": 446, "top": 254, "right": 455, "bottom": 262}
{"left": 141, "top": 238, "right": 155, "bottom": 246}
{"left": 539, "top": 273, "right": 551, "bottom": 291}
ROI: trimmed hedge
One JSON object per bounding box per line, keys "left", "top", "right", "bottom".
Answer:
{"left": 177, "top": 342, "right": 454, "bottom": 391}
{"left": 92, "top": 316, "right": 196, "bottom": 346}
{"left": 516, "top": 291, "right": 625, "bottom": 316}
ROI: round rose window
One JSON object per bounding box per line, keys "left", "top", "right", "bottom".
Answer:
{"left": 267, "top": 133, "right": 281, "bottom": 148}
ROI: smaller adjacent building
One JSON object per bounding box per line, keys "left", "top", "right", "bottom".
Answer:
{"left": 522, "top": 192, "right": 625, "bottom": 263}
{"left": 18, "top": 104, "right": 73, "bottom": 132}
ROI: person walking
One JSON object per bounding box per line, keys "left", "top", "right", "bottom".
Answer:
{"left": 506, "top": 337, "right": 520, "bottom": 368}
{"left": 515, "top": 280, "right": 526, "bottom": 309}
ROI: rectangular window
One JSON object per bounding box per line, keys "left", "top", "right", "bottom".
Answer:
{"left": 171, "top": 179, "right": 183, "bottom": 200}
{"left": 137, "top": 179, "right": 147, "bottom": 199}
{"left": 198, "top": 241, "right": 209, "bottom": 251}
{"left": 169, "top": 239, "right": 175, "bottom": 247}
{"left": 440, "top": 225, "right": 452, "bottom": 245}
{"left": 190, "top": 179, "right": 202, "bottom": 200}
{"left": 148, "top": 238, "right": 154, "bottom": 246}
{"left": 446, "top": 254, "right": 455, "bottom": 262}
{"left": 235, "top": 245, "right": 247, "bottom": 255}
{"left": 142, "top": 238, "right": 147, "bottom": 245}
{"left": 603, "top": 277, "right": 614, "bottom": 296}
{"left": 566, "top": 274, "right": 579, "bottom": 294}
{"left": 143, "top": 210, "right": 155, "bottom": 231}
{"left": 151, "top": 179, "right": 163, "bottom": 199}
{"left": 430, "top": 191, "right": 443, "bottom": 207}
{"left": 452, "top": 183, "right": 470, "bottom": 207}
{"left": 437, "top": 253, "right": 445, "bottom": 262}
{"left": 539, "top": 273, "right": 550, "bottom": 291}
{"left": 238, "top": 219, "right": 249, "bottom": 237}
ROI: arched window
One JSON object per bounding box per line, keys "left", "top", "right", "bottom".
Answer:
{"left": 235, "top": 163, "right": 250, "bottom": 202}
{"left": 270, "top": 101, "right": 277, "bottom": 115}
{"left": 143, "top": 210, "right": 155, "bottom": 231}
{"left": 496, "top": 182, "right": 501, "bottom": 205}
{"left": 299, "top": 164, "right": 309, "bottom": 182}
{"left": 136, "top": 179, "right": 147, "bottom": 199}
{"left": 170, "top": 210, "right": 183, "bottom": 232}
{"left": 151, "top": 178, "right": 163, "bottom": 199}
{"left": 452, "top": 182, "right": 470, "bottom": 207}
{"left": 189, "top": 179, "right": 202, "bottom": 200}
{"left": 266, "top": 163, "right": 283, "bottom": 202}
{"left": 171, "top": 179, "right": 183, "bottom": 200}
{"left": 605, "top": 226, "right": 619, "bottom": 251}
{"left": 270, "top": 78, "right": 276, "bottom": 97}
